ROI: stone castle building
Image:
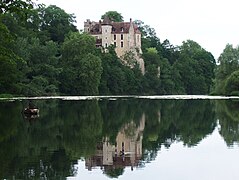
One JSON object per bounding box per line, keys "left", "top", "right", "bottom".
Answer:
{"left": 84, "top": 17, "right": 145, "bottom": 74}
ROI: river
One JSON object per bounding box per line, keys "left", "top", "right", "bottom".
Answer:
{"left": 0, "top": 96, "right": 239, "bottom": 179}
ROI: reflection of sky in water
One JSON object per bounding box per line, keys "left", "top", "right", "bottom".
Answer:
{"left": 68, "top": 124, "right": 239, "bottom": 180}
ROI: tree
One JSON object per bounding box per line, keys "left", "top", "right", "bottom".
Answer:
{"left": 37, "top": 5, "right": 77, "bottom": 43}
{"left": 75, "top": 54, "right": 102, "bottom": 95}
{"left": 0, "top": 21, "right": 24, "bottom": 94}
{"left": 134, "top": 20, "right": 157, "bottom": 38}
{"left": 224, "top": 70, "right": 239, "bottom": 95}
{"left": 161, "top": 39, "right": 179, "bottom": 65}
{"left": 13, "top": 37, "right": 60, "bottom": 96}
{"left": 98, "top": 45, "right": 144, "bottom": 95}
{"left": 0, "top": 0, "right": 33, "bottom": 14}
{"left": 101, "top": 11, "right": 123, "bottom": 22}
{"left": 214, "top": 44, "right": 239, "bottom": 95}
{"left": 158, "top": 58, "right": 174, "bottom": 94}
{"left": 173, "top": 40, "right": 215, "bottom": 94}
{"left": 60, "top": 32, "right": 102, "bottom": 95}
{"left": 0, "top": 52, "right": 20, "bottom": 93}
{"left": 98, "top": 48, "right": 126, "bottom": 95}
{"left": 142, "top": 48, "right": 162, "bottom": 94}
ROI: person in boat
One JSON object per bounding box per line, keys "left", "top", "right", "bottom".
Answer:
{"left": 23, "top": 100, "right": 39, "bottom": 115}
{"left": 28, "top": 100, "right": 37, "bottom": 109}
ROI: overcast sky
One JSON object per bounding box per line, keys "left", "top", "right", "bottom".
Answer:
{"left": 37, "top": 0, "right": 239, "bottom": 59}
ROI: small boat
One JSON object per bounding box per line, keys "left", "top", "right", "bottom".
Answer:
{"left": 23, "top": 108, "right": 39, "bottom": 115}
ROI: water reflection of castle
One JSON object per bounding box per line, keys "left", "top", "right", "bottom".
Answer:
{"left": 86, "top": 114, "right": 145, "bottom": 171}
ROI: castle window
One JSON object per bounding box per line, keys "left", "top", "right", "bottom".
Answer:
{"left": 105, "top": 29, "right": 107, "bottom": 32}
{"left": 121, "top": 34, "right": 123, "bottom": 40}
{"left": 114, "top": 34, "right": 116, "bottom": 40}
{"left": 105, "top": 43, "right": 108, "bottom": 48}
{"left": 121, "top": 41, "right": 123, "bottom": 47}
{"left": 114, "top": 42, "right": 116, "bottom": 47}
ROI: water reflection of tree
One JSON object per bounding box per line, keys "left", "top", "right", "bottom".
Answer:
{"left": 0, "top": 98, "right": 217, "bottom": 179}
{"left": 0, "top": 100, "right": 102, "bottom": 179}
{"left": 104, "top": 167, "right": 124, "bottom": 178}
{"left": 142, "top": 100, "right": 216, "bottom": 162}
{"left": 0, "top": 101, "right": 24, "bottom": 178}
{"left": 100, "top": 99, "right": 144, "bottom": 144}
{"left": 216, "top": 100, "right": 239, "bottom": 146}
{"left": 173, "top": 100, "right": 216, "bottom": 146}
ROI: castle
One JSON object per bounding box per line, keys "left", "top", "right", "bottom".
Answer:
{"left": 84, "top": 17, "right": 145, "bottom": 74}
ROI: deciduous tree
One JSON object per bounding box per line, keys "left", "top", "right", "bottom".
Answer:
{"left": 60, "top": 32, "right": 102, "bottom": 95}
{"left": 101, "top": 11, "right": 123, "bottom": 22}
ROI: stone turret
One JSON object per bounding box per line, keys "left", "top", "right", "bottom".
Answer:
{"left": 101, "top": 16, "right": 112, "bottom": 48}
{"left": 84, "top": 19, "right": 91, "bottom": 32}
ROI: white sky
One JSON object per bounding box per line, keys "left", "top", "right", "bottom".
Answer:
{"left": 37, "top": 0, "right": 239, "bottom": 59}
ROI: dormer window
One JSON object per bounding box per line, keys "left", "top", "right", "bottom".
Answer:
{"left": 121, "top": 27, "right": 124, "bottom": 32}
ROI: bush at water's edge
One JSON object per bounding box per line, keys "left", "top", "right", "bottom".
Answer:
{"left": 0, "top": 94, "right": 14, "bottom": 98}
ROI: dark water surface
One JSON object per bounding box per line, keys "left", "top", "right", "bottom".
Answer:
{"left": 0, "top": 97, "right": 239, "bottom": 179}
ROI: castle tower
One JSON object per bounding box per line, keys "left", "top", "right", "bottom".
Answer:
{"left": 101, "top": 17, "right": 112, "bottom": 48}
{"left": 84, "top": 19, "right": 91, "bottom": 32}
{"left": 128, "top": 18, "right": 135, "bottom": 48}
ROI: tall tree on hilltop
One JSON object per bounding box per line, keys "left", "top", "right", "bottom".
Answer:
{"left": 101, "top": 11, "right": 123, "bottom": 22}
{"left": 161, "top": 39, "right": 179, "bottom": 65}
{"left": 37, "top": 5, "right": 77, "bottom": 43}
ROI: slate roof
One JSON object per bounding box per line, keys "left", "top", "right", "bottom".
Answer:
{"left": 89, "top": 21, "right": 141, "bottom": 34}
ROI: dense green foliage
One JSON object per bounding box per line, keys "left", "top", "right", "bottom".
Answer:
{"left": 101, "top": 11, "right": 123, "bottom": 22}
{"left": 214, "top": 44, "right": 239, "bottom": 95}
{"left": 60, "top": 32, "right": 102, "bottom": 95}
{"left": 0, "top": 2, "right": 217, "bottom": 96}
{"left": 0, "top": 0, "right": 33, "bottom": 14}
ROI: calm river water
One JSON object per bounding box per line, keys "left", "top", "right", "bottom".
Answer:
{"left": 0, "top": 96, "right": 239, "bottom": 180}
